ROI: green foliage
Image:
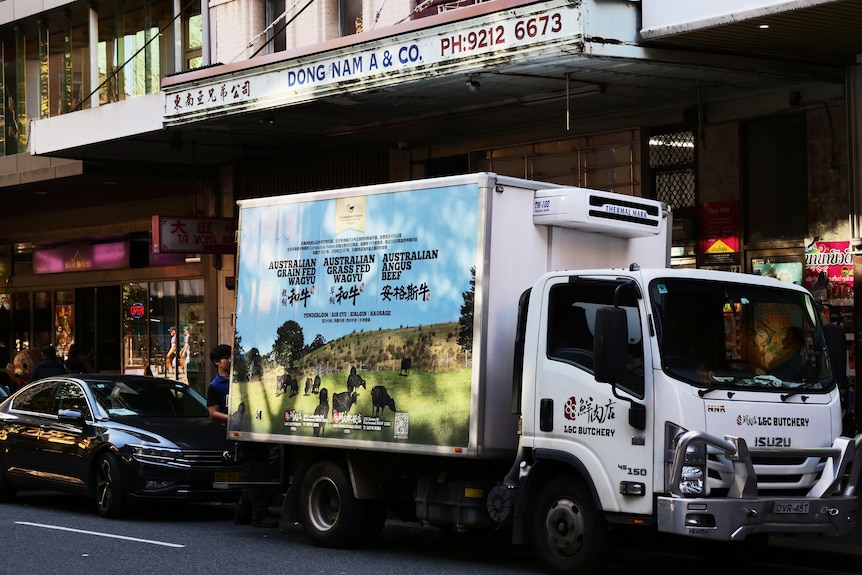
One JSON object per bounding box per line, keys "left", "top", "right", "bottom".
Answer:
{"left": 273, "top": 320, "right": 304, "bottom": 369}
{"left": 457, "top": 266, "right": 475, "bottom": 351}
{"left": 232, "top": 332, "right": 249, "bottom": 383}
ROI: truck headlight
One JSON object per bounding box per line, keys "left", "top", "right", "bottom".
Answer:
{"left": 666, "top": 422, "right": 707, "bottom": 496}
{"left": 679, "top": 465, "right": 704, "bottom": 495}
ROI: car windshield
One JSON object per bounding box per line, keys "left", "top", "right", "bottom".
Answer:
{"left": 650, "top": 277, "right": 832, "bottom": 393}
{"left": 86, "top": 377, "right": 210, "bottom": 417}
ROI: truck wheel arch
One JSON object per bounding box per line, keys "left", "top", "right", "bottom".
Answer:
{"left": 512, "top": 449, "right": 602, "bottom": 544}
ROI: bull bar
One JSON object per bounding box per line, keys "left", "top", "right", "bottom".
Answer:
{"left": 656, "top": 431, "right": 862, "bottom": 540}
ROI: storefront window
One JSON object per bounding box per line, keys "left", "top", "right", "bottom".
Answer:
{"left": 12, "top": 293, "right": 30, "bottom": 352}
{"left": 55, "top": 290, "right": 74, "bottom": 359}
{"left": 123, "top": 282, "right": 150, "bottom": 373}
{"left": 178, "top": 279, "right": 205, "bottom": 389}
{"left": 122, "top": 280, "right": 204, "bottom": 390}
{"left": 32, "top": 292, "right": 52, "bottom": 353}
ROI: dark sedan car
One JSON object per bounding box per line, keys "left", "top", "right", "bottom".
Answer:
{"left": 0, "top": 374, "right": 244, "bottom": 517}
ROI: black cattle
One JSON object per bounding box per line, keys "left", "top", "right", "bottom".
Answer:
{"left": 304, "top": 377, "right": 312, "bottom": 396}
{"left": 371, "top": 385, "right": 396, "bottom": 416}
{"left": 346, "top": 366, "right": 366, "bottom": 393}
{"left": 275, "top": 374, "right": 290, "bottom": 396}
{"left": 312, "top": 388, "right": 329, "bottom": 437}
{"left": 332, "top": 390, "right": 358, "bottom": 414}
{"left": 399, "top": 357, "right": 412, "bottom": 376}
{"left": 288, "top": 377, "right": 299, "bottom": 398}
{"left": 312, "top": 375, "right": 321, "bottom": 394}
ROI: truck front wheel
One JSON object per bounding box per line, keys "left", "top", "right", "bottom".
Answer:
{"left": 532, "top": 476, "right": 608, "bottom": 574}
{"left": 299, "top": 461, "right": 366, "bottom": 548}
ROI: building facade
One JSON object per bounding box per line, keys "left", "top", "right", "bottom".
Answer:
{"left": 0, "top": 0, "right": 858, "bottom": 420}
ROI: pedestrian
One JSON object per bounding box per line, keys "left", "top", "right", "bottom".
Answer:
{"left": 180, "top": 326, "right": 191, "bottom": 375}
{"left": 205, "top": 343, "right": 278, "bottom": 529}
{"left": 206, "top": 343, "right": 231, "bottom": 423}
{"left": 64, "top": 343, "right": 94, "bottom": 374}
{"left": 29, "top": 344, "right": 67, "bottom": 382}
{"left": 165, "top": 326, "right": 178, "bottom": 377}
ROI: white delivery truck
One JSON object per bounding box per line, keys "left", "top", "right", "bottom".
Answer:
{"left": 227, "top": 173, "right": 860, "bottom": 573}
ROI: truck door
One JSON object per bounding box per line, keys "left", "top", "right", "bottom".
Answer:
{"left": 533, "top": 275, "right": 654, "bottom": 515}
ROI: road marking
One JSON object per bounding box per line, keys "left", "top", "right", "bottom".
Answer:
{"left": 15, "top": 522, "right": 185, "bottom": 548}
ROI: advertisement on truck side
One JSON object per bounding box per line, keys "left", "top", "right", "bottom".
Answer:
{"left": 230, "top": 183, "right": 481, "bottom": 448}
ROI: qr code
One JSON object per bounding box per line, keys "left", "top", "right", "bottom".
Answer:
{"left": 394, "top": 412, "right": 409, "bottom": 439}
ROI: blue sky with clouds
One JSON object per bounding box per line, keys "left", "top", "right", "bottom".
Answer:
{"left": 235, "top": 183, "right": 479, "bottom": 353}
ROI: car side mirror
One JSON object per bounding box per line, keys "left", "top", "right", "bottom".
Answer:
{"left": 57, "top": 408, "right": 85, "bottom": 422}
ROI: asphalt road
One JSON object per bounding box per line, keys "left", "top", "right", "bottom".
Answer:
{"left": 1, "top": 491, "right": 861, "bottom": 575}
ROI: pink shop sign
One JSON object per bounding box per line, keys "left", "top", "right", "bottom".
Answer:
{"left": 804, "top": 240, "right": 853, "bottom": 289}
{"left": 33, "top": 242, "right": 130, "bottom": 274}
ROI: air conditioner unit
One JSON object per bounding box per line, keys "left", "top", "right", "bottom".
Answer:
{"left": 532, "top": 187, "right": 665, "bottom": 239}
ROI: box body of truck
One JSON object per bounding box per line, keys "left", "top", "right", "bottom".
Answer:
{"left": 229, "top": 173, "right": 668, "bottom": 457}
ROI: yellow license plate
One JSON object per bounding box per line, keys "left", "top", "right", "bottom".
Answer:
{"left": 214, "top": 471, "right": 247, "bottom": 482}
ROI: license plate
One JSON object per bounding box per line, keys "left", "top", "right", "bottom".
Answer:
{"left": 214, "top": 471, "right": 247, "bottom": 483}
{"left": 773, "top": 501, "right": 809, "bottom": 514}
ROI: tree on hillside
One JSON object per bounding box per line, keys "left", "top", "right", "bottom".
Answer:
{"left": 245, "top": 347, "right": 265, "bottom": 380}
{"left": 457, "top": 267, "right": 475, "bottom": 351}
{"left": 306, "top": 333, "right": 326, "bottom": 353}
{"left": 232, "top": 332, "right": 249, "bottom": 382}
{"left": 273, "top": 320, "right": 304, "bottom": 369}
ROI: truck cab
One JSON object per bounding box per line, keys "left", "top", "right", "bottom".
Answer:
{"left": 511, "top": 265, "right": 860, "bottom": 571}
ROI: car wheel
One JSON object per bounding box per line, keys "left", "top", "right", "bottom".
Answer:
{"left": 532, "top": 476, "right": 608, "bottom": 574}
{"left": 95, "top": 451, "right": 128, "bottom": 518}
{"left": 298, "top": 460, "right": 365, "bottom": 548}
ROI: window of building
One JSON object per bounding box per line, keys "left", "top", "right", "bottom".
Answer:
{"left": 0, "top": 1, "right": 201, "bottom": 152}
{"left": 184, "top": 11, "right": 202, "bottom": 69}
{"left": 267, "top": 0, "right": 287, "bottom": 53}
{"left": 647, "top": 128, "right": 697, "bottom": 266}
{"left": 744, "top": 115, "right": 807, "bottom": 244}
{"left": 648, "top": 130, "right": 696, "bottom": 209}
{"left": 340, "top": 0, "right": 364, "bottom": 36}
{"left": 469, "top": 130, "right": 641, "bottom": 194}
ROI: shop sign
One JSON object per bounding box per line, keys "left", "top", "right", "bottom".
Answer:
{"left": 33, "top": 241, "right": 130, "bottom": 274}
{"left": 163, "top": 0, "right": 582, "bottom": 124}
{"left": 152, "top": 216, "right": 236, "bottom": 254}
{"left": 804, "top": 240, "right": 853, "bottom": 300}
{"left": 130, "top": 302, "right": 146, "bottom": 319}
{"left": 699, "top": 201, "right": 740, "bottom": 266}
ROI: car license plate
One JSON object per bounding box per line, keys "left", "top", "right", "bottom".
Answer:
{"left": 773, "top": 501, "right": 809, "bottom": 514}
{"left": 214, "top": 471, "right": 247, "bottom": 483}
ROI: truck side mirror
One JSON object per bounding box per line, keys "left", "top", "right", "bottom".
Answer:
{"left": 594, "top": 306, "right": 647, "bottom": 431}
{"left": 593, "top": 306, "right": 628, "bottom": 383}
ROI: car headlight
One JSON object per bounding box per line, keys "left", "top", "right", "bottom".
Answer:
{"left": 666, "top": 422, "right": 706, "bottom": 496}
{"left": 131, "top": 445, "right": 185, "bottom": 465}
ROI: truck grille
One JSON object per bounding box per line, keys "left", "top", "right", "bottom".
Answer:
{"left": 707, "top": 452, "right": 827, "bottom": 492}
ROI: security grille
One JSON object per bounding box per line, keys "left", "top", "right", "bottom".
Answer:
{"left": 649, "top": 131, "right": 696, "bottom": 209}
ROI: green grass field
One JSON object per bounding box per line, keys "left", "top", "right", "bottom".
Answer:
{"left": 234, "top": 365, "right": 473, "bottom": 446}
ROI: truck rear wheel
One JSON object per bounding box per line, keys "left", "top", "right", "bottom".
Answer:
{"left": 532, "top": 476, "right": 608, "bottom": 574}
{"left": 299, "top": 461, "right": 365, "bottom": 548}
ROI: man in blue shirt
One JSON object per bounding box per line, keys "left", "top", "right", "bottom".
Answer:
{"left": 205, "top": 344, "right": 231, "bottom": 422}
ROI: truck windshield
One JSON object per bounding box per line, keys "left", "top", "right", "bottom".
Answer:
{"left": 649, "top": 278, "right": 832, "bottom": 392}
